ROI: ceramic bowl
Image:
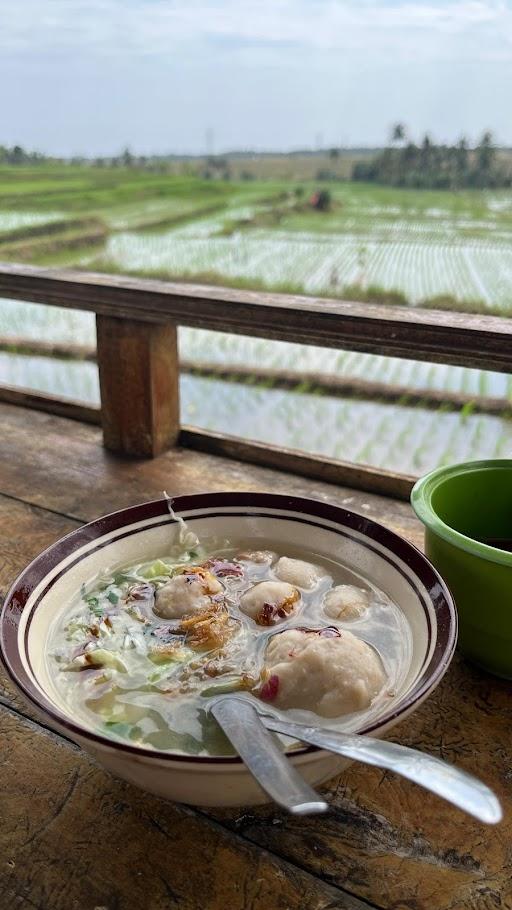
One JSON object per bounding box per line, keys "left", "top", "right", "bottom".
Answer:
{"left": 412, "top": 459, "right": 512, "bottom": 679}
{"left": 0, "top": 492, "right": 456, "bottom": 807}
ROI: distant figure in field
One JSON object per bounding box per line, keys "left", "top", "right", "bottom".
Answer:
{"left": 309, "top": 189, "right": 331, "bottom": 211}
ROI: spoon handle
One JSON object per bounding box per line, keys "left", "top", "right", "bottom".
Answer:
{"left": 262, "top": 716, "right": 502, "bottom": 825}
{"left": 211, "top": 699, "right": 328, "bottom": 815}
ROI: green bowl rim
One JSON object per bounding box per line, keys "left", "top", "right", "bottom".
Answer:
{"left": 411, "top": 459, "right": 512, "bottom": 567}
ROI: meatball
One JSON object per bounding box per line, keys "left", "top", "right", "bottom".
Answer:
{"left": 261, "top": 628, "right": 385, "bottom": 717}
{"left": 274, "top": 556, "right": 322, "bottom": 589}
{"left": 236, "top": 550, "right": 275, "bottom": 566}
{"left": 239, "top": 581, "right": 299, "bottom": 625}
{"left": 323, "top": 585, "right": 370, "bottom": 621}
{"left": 154, "top": 569, "right": 223, "bottom": 619}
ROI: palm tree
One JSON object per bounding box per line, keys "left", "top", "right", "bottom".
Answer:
{"left": 454, "top": 137, "right": 469, "bottom": 186}
{"left": 477, "top": 130, "right": 495, "bottom": 178}
{"left": 390, "top": 123, "right": 406, "bottom": 145}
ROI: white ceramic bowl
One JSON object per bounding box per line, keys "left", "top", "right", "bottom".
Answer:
{"left": 0, "top": 492, "right": 456, "bottom": 807}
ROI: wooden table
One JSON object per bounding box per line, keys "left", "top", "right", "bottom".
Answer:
{"left": 0, "top": 402, "right": 510, "bottom": 910}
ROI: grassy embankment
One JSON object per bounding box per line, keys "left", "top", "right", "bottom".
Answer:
{"left": 1, "top": 165, "right": 511, "bottom": 315}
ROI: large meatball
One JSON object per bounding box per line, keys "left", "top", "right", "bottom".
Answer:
{"left": 239, "top": 581, "right": 299, "bottom": 625}
{"left": 323, "top": 585, "right": 370, "bottom": 620}
{"left": 274, "top": 556, "right": 322, "bottom": 589}
{"left": 154, "top": 569, "right": 223, "bottom": 619}
{"left": 261, "top": 628, "right": 385, "bottom": 717}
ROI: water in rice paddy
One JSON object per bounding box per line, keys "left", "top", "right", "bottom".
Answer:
{"left": 1, "top": 185, "right": 512, "bottom": 474}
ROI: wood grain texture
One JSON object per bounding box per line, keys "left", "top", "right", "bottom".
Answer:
{"left": 0, "top": 494, "right": 510, "bottom": 910}
{"left": 210, "top": 651, "right": 512, "bottom": 910}
{"left": 0, "top": 383, "right": 100, "bottom": 424}
{"left": 0, "top": 402, "right": 421, "bottom": 538}
{"left": 1, "top": 402, "right": 510, "bottom": 910}
{"left": 0, "top": 708, "right": 366, "bottom": 910}
{"left": 1, "top": 262, "right": 512, "bottom": 371}
{"left": 0, "top": 494, "right": 79, "bottom": 713}
{"left": 96, "top": 315, "right": 180, "bottom": 456}
{"left": 0, "top": 387, "right": 414, "bottom": 500}
{"left": 180, "top": 427, "right": 415, "bottom": 501}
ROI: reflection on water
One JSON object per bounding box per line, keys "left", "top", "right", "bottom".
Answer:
{"left": 0, "top": 298, "right": 95, "bottom": 344}
{"left": 1, "top": 348, "right": 510, "bottom": 475}
{"left": 180, "top": 375, "right": 512, "bottom": 475}
{"left": 0, "top": 352, "right": 100, "bottom": 404}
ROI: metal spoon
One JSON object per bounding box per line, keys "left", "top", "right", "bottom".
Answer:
{"left": 210, "top": 697, "right": 328, "bottom": 814}
{"left": 250, "top": 705, "right": 502, "bottom": 825}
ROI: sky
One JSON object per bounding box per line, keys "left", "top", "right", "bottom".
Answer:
{"left": 1, "top": 0, "right": 512, "bottom": 156}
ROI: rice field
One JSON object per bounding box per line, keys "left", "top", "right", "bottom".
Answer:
{"left": 180, "top": 376, "right": 512, "bottom": 475}
{"left": 91, "top": 182, "right": 512, "bottom": 311}
{"left": 1, "top": 168, "right": 512, "bottom": 476}
{"left": 179, "top": 330, "right": 512, "bottom": 399}
{"left": 0, "top": 300, "right": 509, "bottom": 400}
{"left": 0, "top": 211, "right": 64, "bottom": 234}
{"left": 0, "top": 351, "right": 100, "bottom": 402}
{"left": 2, "top": 352, "right": 509, "bottom": 476}
{"left": 0, "top": 298, "right": 96, "bottom": 344}
{"left": 97, "top": 226, "right": 512, "bottom": 309}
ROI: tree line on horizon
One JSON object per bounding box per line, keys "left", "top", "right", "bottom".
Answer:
{"left": 2, "top": 127, "right": 512, "bottom": 191}
{"left": 352, "top": 124, "right": 511, "bottom": 189}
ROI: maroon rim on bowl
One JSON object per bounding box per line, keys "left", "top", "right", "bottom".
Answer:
{"left": 0, "top": 492, "right": 457, "bottom": 765}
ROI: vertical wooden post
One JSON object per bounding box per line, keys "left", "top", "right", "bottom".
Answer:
{"left": 96, "top": 315, "right": 180, "bottom": 457}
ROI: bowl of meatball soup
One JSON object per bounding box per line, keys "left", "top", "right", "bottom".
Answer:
{"left": 0, "top": 492, "right": 456, "bottom": 806}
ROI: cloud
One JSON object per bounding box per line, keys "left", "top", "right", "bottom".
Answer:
{"left": 1, "top": 1, "right": 511, "bottom": 152}
{"left": 1, "top": 0, "right": 511, "bottom": 64}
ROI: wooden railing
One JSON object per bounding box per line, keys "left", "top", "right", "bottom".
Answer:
{"left": 1, "top": 262, "right": 512, "bottom": 499}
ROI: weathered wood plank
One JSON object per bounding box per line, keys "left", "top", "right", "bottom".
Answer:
{"left": 96, "top": 315, "right": 180, "bottom": 456}
{"left": 0, "top": 410, "right": 510, "bottom": 910}
{"left": 0, "top": 403, "right": 421, "bottom": 541}
{"left": 0, "top": 494, "right": 79, "bottom": 712}
{"left": 0, "top": 707, "right": 367, "bottom": 910}
{"left": 0, "top": 471, "right": 510, "bottom": 910}
{"left": 210, "top": 650, "right": 512, "bottom": 910}
{"left": 0, "top": 386, "right": 414, "bottom": 500}
{"left": 0, "top": 383, "right": 100, "bottom": 424}
{"left": 1, "top": 262, "right": 512, "bottom": 371}
{"left": 181, "top": 426, "right": 415, "bottom": 501}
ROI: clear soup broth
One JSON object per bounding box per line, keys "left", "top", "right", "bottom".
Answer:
{"left": 48, "top": 536, "right": 412, "bottom": 756}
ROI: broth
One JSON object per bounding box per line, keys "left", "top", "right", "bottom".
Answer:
{"left": 47, "top": 536, "right": 412, "bottom": 756}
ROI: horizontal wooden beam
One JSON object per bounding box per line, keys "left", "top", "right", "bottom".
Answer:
{"left": 0, "top": 382, "right": 415, "bottom": 499}
{"left": 0, "top": 262, "right": 511, "bottom": 372}
{"left": 0, "top": 384, "right": 101, "bottom": 424}
{"left": 179, "top": 426, "right": 415, "bottom": 501}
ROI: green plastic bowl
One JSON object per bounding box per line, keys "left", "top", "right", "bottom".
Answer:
{"left": 412, "top": 459, "right": 512, "bottom": 679}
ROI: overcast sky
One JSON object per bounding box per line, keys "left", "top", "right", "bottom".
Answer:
{"left": 1, "top": 0, "right": 511, "bottom": 156}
